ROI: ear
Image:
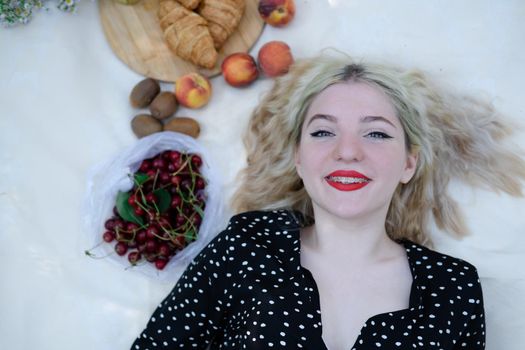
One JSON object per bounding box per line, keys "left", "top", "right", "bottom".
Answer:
{"left": 400, "top": 150, "right": 418, "bottom": 184}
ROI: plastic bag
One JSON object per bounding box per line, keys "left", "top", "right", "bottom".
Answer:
{"left": 82, "top": 131, "right": 225, "bottom": 282}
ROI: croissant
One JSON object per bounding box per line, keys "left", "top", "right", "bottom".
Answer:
{"left": 197, "top": 0, "right": 245, "bottom": 49}
{"left": 175, "top": 0, "right": 201, "bottom": 10}
{"left": 158, "top": 0, "right": 218, "bottom": 69}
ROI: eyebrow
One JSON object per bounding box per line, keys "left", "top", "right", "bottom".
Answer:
{"left": 305, "top": 114, "right": 336, "bottom": 127}
{"left": 305, "top": 114, "right": 397, "bottom": 128}
{"left": 361, "top": 115, "right": 397, "bottom": 128}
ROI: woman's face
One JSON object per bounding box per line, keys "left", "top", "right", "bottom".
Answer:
{"left": 295, "top": 81, "right": 418, "bottom": 222}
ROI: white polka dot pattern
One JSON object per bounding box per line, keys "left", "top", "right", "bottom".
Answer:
{"left": 131, "top": 210, "right": 486, "bottom": 349}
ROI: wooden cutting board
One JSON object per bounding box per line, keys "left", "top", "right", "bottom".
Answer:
{"left": 99, "top": 0, "right": 265, "bottom": 82}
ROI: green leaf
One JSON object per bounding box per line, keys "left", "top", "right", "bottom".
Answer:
{"left": 153, "top": 188, "right": 171, "bottom": 214}
{"left": 185, "top": 230, "right": 196, "bottom": 243}
{"left": 193, "top": 203, "right": 205, "bottom": 218}
{"left": 133, "top": 173, "right": 149, "bottom": 186}
{"left": 116, "top": 191, "right": 144, "bottom": 225}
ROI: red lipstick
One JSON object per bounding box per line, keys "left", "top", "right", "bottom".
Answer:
{"left": 325, "top": 170, "right": 371, "bottom": 191}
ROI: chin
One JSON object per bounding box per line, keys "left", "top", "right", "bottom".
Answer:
{"left": 314, "top": 203, "right": 368, "bottom": 221}
{"left": 311, "top": 195, "right": 390, "bottom": 223}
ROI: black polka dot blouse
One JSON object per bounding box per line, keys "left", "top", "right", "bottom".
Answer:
{"left": 131, "top": 210, "right": 485, "bottom": 349}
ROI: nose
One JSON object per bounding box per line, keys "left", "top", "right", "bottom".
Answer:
{"left": 333, "top": 135, "right": 364, "bottom": 162}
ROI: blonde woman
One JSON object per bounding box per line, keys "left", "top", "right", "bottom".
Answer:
{"left": 131, "top": 54, "right": 525, "bottom": 349}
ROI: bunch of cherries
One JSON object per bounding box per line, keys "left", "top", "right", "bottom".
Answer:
{"left": 100, "top": 150, "right": 206, "bottom": 270}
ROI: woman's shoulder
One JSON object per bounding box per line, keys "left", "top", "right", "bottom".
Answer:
{"left": 401, "top": 240, "right": 483, "bottom": 300}
{"left": 207, "top": 209, "right": 302, "bottom": 256}
{"left": 226, "top": 209, "right": 302, "bottom": 230}
{"left": 403, "top": 240, "right": 479, "bottom": 275}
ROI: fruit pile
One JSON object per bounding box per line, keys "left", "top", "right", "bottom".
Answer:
{"left": 99, "top": 149, "right": 206, "bottom": 270}
{"left": 221, "top": 40, "right": 294, "bottom": 87}
{"left": 128, "top": 0, "right": 298, "bottom": 138}
{"left": 221, "top": 0, "right": 297, "bottom": 87}
{"left": 130, "top": 77, "right": 204, "bottom": 139}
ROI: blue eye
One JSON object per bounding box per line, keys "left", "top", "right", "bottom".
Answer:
{"left": 310, "top": 130, "right": 334, "bottom": 137}
{"left": 366, "top": 131, "right": 393, "bottom": 139}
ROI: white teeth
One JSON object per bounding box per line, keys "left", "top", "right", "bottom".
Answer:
{"left": 327, "top": 176, "right": 369, "bottom": 184}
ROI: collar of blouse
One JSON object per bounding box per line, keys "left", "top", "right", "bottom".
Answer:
{"left": 280, "top": 210, "right": 425, "bottom": 315}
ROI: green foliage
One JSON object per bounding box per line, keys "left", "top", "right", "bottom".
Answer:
{"left": 1, "top": 0, "right": 79, "bottom": 27}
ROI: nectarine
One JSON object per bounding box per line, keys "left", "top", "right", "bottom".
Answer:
{"left": 257, "top": 41, "right": 294, "bottom": 78}
{"left": 258, "top": 0, "right": 295, "bottom": 27}
{"left": 174, "top": 73, "right": 212, "bottom": 109}
{"left": 221, "top": 53, "right": 259, "bottom": 87}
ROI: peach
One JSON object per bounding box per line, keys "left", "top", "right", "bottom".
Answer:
{"left": 221, "top": 53, "right": 259, "bottom": 87}
{"left": 258, "top": 0, "right": 295, "bottom": 27}
{"left": 174, "top": 73, "right": 212, "bottom": 109}
{"left": 257, "top": 41, "right": 294, "bottom": 78}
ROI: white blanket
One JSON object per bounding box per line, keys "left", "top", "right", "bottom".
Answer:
{"left": 0, "top": 1, "right": 523, "bottom": 349}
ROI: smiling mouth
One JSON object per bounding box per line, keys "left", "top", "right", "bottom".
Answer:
{"left": 324, "top": 171, "right": 371, "bottom": 191}
{"left": 325, "top": 176, "right": 370, "bottom": 184}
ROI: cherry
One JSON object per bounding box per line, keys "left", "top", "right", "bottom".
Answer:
{"left": 146, "top": 226, "right": 159, "bottom": 239}
{"left": 181, "top": 178, "right": 192, "bottom": 190}
{"left": 192, "top": 214, "right": 202, "bottom": 227}
{"left": 145, "top": 193, "right": 157, "bottom": 204}
{"left": 115, "top": 242, "right": 128, "bottom": 256}
{"left": 175, "top": 213, "right": 186, "bottom": 227}
{"left": 171, "top": 158, "right": 182, "bottom": 171}
{"left": 134, "top": 207, "right": 145, "bottom": 216}
{"left": 170, "top": 195, "right": 182, "bottom": 208}
{"left": 196, "top": 192, "right": 206, "bottom": 202}
{"left": 104, "top": 218, "right": 116, "bottom": 231}
{"left": 102, "top": 231, "right": 115, "bottom": 243}
{"left": 170, "top": 175, "right": 181, "bottom": 187}
{"left": 195, "top": 178, "right": 205, "bottom": 190}
{"left": 145, "top": 239, "right": 158, "bottom": 253}
{"left": 182, "top": 205, "right": 192, "bottom": 216}
{"left": 168, "top": 150, "right": 181, "bottom": 162}
{"left": 155, "top": 258, "right": 168, "bottom": 270}
{"left": 145, "top": 210, "right": 156, "bottom": 222}
{"left": 146, "top": 169, "right": 156, "bottom": 179}
{"left": 191, "top": 155, "right": 202, "bottom": 168}
{"left": 126, "top": 222, "right": 139, "bottom": 232}
{"left": 136, "top": 230, "right": 147, "bottom": 243}
{"left": 152, "top": 158, "right": 166, "bottom": 170}
{"left": 113, "top": 219, "right": 125, "bottom": 234}
{"left": 128, "top": 194, "right": 138, "bottom": 206}
{"left": 128, "top": 251, "right": 141, "bottom": 264}
{"left": 139, "top": 160, "right": 151, "bottom": 173}
{"left": 174, "top": 235, "right": 186, "bottom": 248}
{"left": 158, "top": 215, "right": 171, "bottom": 229}
{"left": 160, "top": 172, "right": 170, "bottom": 183}
{"left": 158, "top": 243, "right": 171, "bottom": 257}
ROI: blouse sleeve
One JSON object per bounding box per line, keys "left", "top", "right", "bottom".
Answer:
{"left": 455, "top": 271, "right": 486, "bottom": 349}
{"left": 130, "top": 229, "right": 231, "bottom": 349}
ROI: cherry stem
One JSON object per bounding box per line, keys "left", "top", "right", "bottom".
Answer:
{"left": 85, "top": 247, "right": 115, "bottom": 259}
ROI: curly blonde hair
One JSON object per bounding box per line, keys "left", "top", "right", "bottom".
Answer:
{"left": 231, "top": 53, "right": 525, "bottom": 245}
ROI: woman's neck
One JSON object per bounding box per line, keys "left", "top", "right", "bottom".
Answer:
{"left": 300, "top": 208, "right": 401, "bottom": 266}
